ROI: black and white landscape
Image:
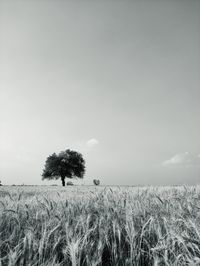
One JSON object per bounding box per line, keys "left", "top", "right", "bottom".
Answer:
{"left": 0, "top": 0, "right": 200, "bottom": 265}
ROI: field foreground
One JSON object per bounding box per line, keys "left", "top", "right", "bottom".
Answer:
{"left": 0, "top": 185, "right": 200, "bottom": 266}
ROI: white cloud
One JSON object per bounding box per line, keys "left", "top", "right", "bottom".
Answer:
{"left": 86, "top": 138, "right": 99, "bottom": 148}
{"left": 162, "top": 152, "right": 200, "bottom": 167}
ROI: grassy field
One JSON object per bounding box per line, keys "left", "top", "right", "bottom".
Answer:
{"left": 0, "top": 185, "right": 200, "bottom": 266}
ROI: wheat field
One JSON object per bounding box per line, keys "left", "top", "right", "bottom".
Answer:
{"left": 0, "top": 185, "right": 200, "bottom": 266}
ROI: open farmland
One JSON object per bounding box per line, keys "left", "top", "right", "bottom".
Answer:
{"left": 0, "top": 185, "right": 200, "bottom": 266}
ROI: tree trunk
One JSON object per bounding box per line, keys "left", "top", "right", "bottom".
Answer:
{"left": 61, "top": 177, "right": 65, "bottom": 186}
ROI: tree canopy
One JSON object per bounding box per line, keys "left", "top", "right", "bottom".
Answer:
{"left": 42, "top": 149, "right": 85, "bottom": 186}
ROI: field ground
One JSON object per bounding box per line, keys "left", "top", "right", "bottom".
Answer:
{"left": 0, "top": 185, "right": 200, "bottom": 265}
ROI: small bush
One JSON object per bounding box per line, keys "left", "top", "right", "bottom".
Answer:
{"left": 93, "top": 179, "right": 100, "bottom": 186}
{"left": 66, "top": 181, "right": 74, "bottom": 186}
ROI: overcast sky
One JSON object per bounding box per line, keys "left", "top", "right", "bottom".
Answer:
{"left": 0, "top": 0, "right": 200, "bottom": 186}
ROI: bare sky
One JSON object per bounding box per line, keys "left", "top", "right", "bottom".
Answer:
{"left": 0, "top": 0, "right": 200, "bottom": 186}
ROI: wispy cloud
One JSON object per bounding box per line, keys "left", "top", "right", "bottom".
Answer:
{"left": 162, "top": 152, "right": 200, "bottom": 167}
{"left": 86, "top": 138, "right": 99, "bottom": 148}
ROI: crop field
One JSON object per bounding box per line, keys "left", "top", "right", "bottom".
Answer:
{"left": 0, "top": 185, "right": 200, "bottom": 266}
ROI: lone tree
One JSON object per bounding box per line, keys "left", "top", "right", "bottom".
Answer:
{"left": 42, "top": 149, "right": 85, "bottom": 186}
